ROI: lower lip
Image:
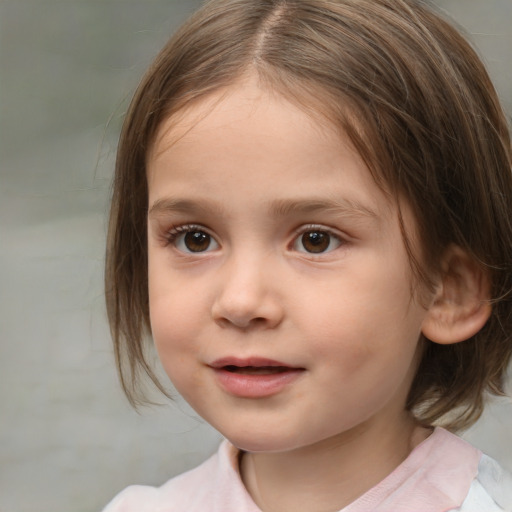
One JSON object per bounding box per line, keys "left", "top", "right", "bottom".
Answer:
{"left": 212, "top": 368, "right": 304, "bottom": 398}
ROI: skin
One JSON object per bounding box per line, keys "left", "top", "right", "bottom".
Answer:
{"left": 146, "top": 76, "right": 434, "bottom": 512}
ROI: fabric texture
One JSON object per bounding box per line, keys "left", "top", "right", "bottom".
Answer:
{"left": 102, "top": 428, "right": 512, "bottom": 512}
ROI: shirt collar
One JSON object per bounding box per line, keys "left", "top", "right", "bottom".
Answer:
{"left": 222, "top": 427, "right": 481, "bottom": 512}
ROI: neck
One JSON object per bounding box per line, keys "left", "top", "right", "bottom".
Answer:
{"left": 240, "top": 415, "right": 431, "bottom": 512}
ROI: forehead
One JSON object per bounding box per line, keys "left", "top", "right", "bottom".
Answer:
{"left": 147, "top": 78, "right": 397, "bottom": 224}
{"left": 150, "top": 79, "right": 336, "bottom": 161}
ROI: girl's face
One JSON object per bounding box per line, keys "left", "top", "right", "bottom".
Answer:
{"left": 147, "top": 78, "right": 431, "bottom": 453}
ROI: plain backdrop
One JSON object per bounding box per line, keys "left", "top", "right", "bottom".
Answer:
{"left": 1, "top": 1, "right": 511, "bottom": 511}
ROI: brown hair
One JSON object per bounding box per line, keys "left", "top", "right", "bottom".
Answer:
{"left": 105, "top": 0, "right": 512, "bottom": 430}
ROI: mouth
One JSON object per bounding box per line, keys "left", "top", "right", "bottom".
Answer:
{"left": 210, "top": 357, "right": 303, "bottom": 374}
{"left": 223, "top": 365, "right": 293, "bottom": 375}
{"left": 209, "top": 357, "right": 305, "bottom": 397}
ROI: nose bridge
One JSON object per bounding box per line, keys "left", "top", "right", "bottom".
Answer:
{"left": 212, "top": 245, "right": 282, "bottom": 329}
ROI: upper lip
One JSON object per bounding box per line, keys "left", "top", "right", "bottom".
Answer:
{"left": 209, "top": 357, "right": 298, "bottom": 369}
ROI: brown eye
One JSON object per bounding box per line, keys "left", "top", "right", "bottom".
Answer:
{"left": 301, "top": 231, "right": 330, "bottom": 253}
{"left": 293, "top": 228, "right": 342, "bottom": 254}
{"left": 172, "top": 227, "right": 219, "bottom": 253}
{"left": 184, "top": 231, "right": 211, "bottom": 252}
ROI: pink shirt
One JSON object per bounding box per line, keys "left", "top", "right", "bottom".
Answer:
{"left": 103, "top": 428, "right": 511, "bottom": 511}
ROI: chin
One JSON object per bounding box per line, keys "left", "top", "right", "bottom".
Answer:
{"left": 229, "top": 437, "right": 292, "bottom": 453}
{"left": 221, "top": 427, "right": 313, "bottom": 454}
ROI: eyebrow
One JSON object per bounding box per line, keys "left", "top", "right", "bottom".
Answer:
{"left": 148, "top": 197, "right": 226, "bottom": 218}
{"left": 268, "top": 198, "right": 379, "bottom": 220}
{"left": 148, "top": 196, "right": 379, "bottom": 222}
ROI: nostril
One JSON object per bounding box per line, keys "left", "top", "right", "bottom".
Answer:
{"left": 211, "top": 289, "right": 284, "bottom": 330}
{"left": 215, "top": 316, "right": 267, "bottom": 330}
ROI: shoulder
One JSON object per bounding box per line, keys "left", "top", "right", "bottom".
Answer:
{"left": 101, "top": 440, "right": 259, "bottom": 512}
{"left": 456, "top": 454, "right": 512, "bottom": 512}
{"left": 101, "top": 484, "right": 160, "bottom": 512}
{"left": 101, "top": 446, "right": 222, "bottom": 512}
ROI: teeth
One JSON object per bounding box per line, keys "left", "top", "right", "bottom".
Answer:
{"left": 225, "top": 365, "right": 288, "bottom": 375}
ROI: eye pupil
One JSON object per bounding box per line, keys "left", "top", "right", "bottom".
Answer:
{"left": 302, "top": 231, "right": 330, "bottom": 253}
{"left": 184, "top": 231, "right": 211, "bottom": 252}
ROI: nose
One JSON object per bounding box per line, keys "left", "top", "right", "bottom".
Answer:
{"left": 211, "top": 253, "right": 284, "bottom": 331}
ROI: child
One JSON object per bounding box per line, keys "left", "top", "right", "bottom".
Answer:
{"left": 103, "top": 0, "right": 512, "bottom": 510}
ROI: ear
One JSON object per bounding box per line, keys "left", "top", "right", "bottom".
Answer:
{"left": 421, "top": 246, "right": 491, "bottom": 345}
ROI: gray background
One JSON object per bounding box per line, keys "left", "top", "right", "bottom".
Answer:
{"left": 1, "top": 1, "right": 511, "bottom": 511}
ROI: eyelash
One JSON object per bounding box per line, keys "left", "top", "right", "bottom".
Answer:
{"left": 162, "top": 223, "right": 346, "bottom": 255}
{"left": 163, "top": 224, "right": 217, "bottom": 250}
{"left": 164, "top": 224, "right": 203, "bottom": 244}
{"left": 291, "top": 224, "right": 345, "bottom": 255}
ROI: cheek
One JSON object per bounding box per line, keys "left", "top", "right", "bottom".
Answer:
{"left": 150, "top": 296, "right": 200, "bottom": 349}
{"left": 149, "top": 293, "right": 209, "bottom": 403}
{"left": 149, "top": 249, "right": 204, "bottom": 331}
{"left": 148, "top": 271, "right": 208, "bottom": 373}
{"left": 301, "top": 262, "right": 423, "bottom": 378}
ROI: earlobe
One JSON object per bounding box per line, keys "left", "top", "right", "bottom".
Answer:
{"left": 421, "top": 246, "right": 492, "bottom": 345}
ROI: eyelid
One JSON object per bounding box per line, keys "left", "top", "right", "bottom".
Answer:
{"left": 164, "top": 223, "right": 220, "bottom": 253}
{"left": 291, "top": 223, "right": 346, "bottom": 254}
{"left": 292, "top": 223, "right": 344, "bottom": 239}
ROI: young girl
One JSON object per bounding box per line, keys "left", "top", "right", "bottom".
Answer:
{"left": 103, "top": 0, "right": 512, "bottom": 510}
